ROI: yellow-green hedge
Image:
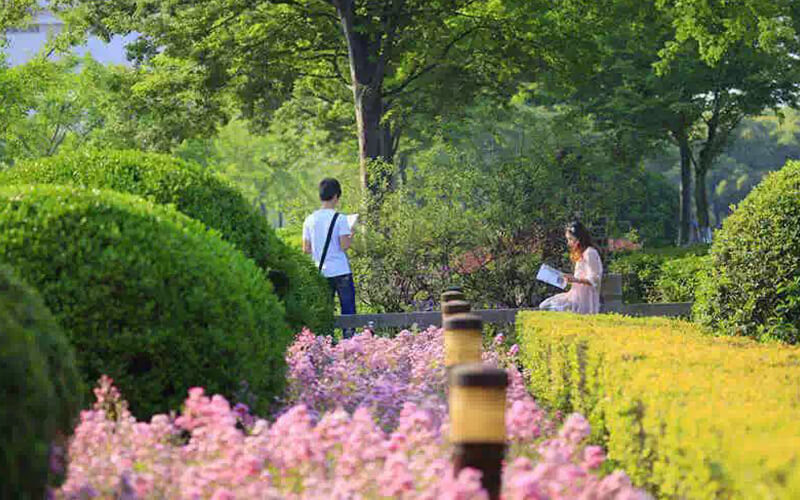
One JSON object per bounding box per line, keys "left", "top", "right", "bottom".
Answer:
{"left": 517, "top": 312, "right": 800, "bottom": 499}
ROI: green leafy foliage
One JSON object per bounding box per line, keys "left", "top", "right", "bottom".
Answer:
{"left": 0, "top": 56, "right": 106, "bottom": 162}
{"left": 352, "top": 104, "right": 679, "bottom": 310}
{"left": 0, "top": 184, "right": 291, "bottom": 417}
{"left": 652, "top": 255, "right": 711, "bottom": 303}
{"left": 54, "top": 0, "right": 533, "bottom": 191}
{"left": 524, "top": 0, "right": 800, "bottom": 241}
{"left": 2, "top": 148, "right": 333, "bottom": 333}
{"left": 695, "top": 160, "right": 800, "bottom": 343}
{"left": 275, "top": 226, "right": 303, "bottom": 251}
{"left": 608, "top": 246, "right": 709, "bottom": 303}
{"left": 649, "top": 110, "right": 800, "bottom": 228}
{"left": 0, "top": 54, "right": 222, "bottom": 164}
{"left": 607, "top": 252, "right": 667, "bottom": 303}
{"left": 658, "top": 0, "right": 800, "bottom": 66}
{"left": 0, "top": 0, "right": 39, "bottom": 33}
{"left": 0, "top": 264, "right": 82, "bottom": 499}
{"left": 175, "top": 116, "right": 359, "bottom": 227}
{"left": 351, "top": 188, "right": 478, "bottom": 312}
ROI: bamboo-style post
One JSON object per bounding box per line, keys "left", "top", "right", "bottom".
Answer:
{"left": 449, "top": 364, "right": 508, "bottom": 500}
{"left": 443, "top": 313, "right": 483, "bottom": 369}
{"left": 441, "top": 299, "right": 471, "bottom": 325}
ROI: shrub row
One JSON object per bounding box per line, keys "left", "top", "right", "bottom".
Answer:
{"left": 608, "top": 246, "right": 709, "bottom": 303}
{"left": 0, "top": 265, "right": 82, "bottom": 498}
{"left": 2, "top": 149, "right": 333, "bottom": 334}
{"left": 0, "top": 185, "right": 290, "bottom": 417}
{"left": 695, "top": 160, "right": 800, "bottom": 343}
{"left": 517, "top": 312, "right": 800, "bottom": 499}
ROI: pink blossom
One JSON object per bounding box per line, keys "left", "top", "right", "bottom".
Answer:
{"left": 582, "top": 445, "right": 606, "bottom": 470}
{"left": 559, "top": 413, "right": 592, "bottom": 444}
{"left": 54, "top": 328, "right": 649, "bottom": 499}
{"left": 507, "top": 398, "right": 544, "bottom": 442}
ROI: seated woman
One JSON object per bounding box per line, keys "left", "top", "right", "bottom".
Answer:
{"left": 539, "top": 221, "right": 603, "bottom": 314}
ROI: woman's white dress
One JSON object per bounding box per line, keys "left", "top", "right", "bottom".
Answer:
{"left": 539, "top": 247, "right": 603, "bottom": 314}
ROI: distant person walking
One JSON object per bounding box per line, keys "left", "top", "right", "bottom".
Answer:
{"left": 303, "top": 178, "right": 357, "bottom": 337}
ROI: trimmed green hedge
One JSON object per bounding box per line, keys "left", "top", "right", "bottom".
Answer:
{"left": 0, "top": 265, "right": 82, "bottom": 499}
{"left": 0, "top": 184, "right": 290, "bottom": 417}
{"left": 518, "top": 312, "right": 800, "bottom": 499}
{"left": 608, "top": 245, "right": 709, "bottom": 302}
{"left": 652, "top": 254, "right": 710, "bottom": 302}
{"left": 3, "top": 149, "right": 333, "bottom": 334}
{"left": 695, "top": 160, "right": 800, "bottom": 342}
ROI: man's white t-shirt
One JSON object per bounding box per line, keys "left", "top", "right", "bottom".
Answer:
{"left": 302, "top": 208, "right": 352, "bottom": 278}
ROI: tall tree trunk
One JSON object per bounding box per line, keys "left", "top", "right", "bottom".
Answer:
{"left": 694, "top": 141, "right": 717, "bottom": 243}
{"left": 693, "top": 98, "right": 730, "bottom": 244}
{"left": 675, "top": 131, "right": 694, "bottom": 245}
{"left": 693, "top": 165, "right": 711, "bottom": 242}
{"left": 392, "top": 151, "right": 409, "bottom": 191}
{"left": 336, "top": 0, "right": 394, "bottom": 205}
{"left": 711, "top": 194, "right": 724, "bottom": 229}
{"left": 353, "top": 85, "right": 393, "bottom": 191}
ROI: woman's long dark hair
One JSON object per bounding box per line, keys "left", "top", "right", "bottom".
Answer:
{"left": 567, "top": 221, "right": 594, "bottom": 262}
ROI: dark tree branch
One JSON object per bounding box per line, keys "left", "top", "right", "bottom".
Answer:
{"left": 335, "top": 0, "right": 363, "bottom": 84}
{"left": 391, "top": 123, "right": 402, "bottom": 157}
{"left": 272, "top": 0, "right": 334, "bottom": 10}
{"left": 47, "top": 126, "right": 68, "bottom": 156}
{"left": 229, "top": 43, "right": 339, "bottom": 65}
{"left": 372, "top": 0, "right": 406, "bottom": 84}
{"left": 328, "top": 55, "right": 351, "bottom": 87}
{"left": 312, "top": 92, "right": 339, "bottom": 105}
{"left": 77, "top": 117, "right": 105, "bottom": 141}
{"left": 385, "top": 25, "right": 481, "bottom": 98}
{"left": 385, "top": 60, "right": 439, "bottom": 99}
{"left": 295, "top": 70, "right": 348, "bottom": 79}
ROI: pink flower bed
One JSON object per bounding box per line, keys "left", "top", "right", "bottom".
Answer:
{"left": 55, "top": 328, "right": 649, "bottom": 499}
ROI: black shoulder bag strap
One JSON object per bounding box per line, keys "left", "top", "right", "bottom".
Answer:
{"left": 318, "top": 212, "right": 340, "bottom": 272}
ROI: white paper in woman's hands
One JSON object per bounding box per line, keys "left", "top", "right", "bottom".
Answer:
{"left": 537, "top": 264, "right": 567, "bottom": 289}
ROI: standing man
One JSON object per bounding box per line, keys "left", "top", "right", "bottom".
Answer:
{"left": 303, "top": 178, "right": 357, "bottom": 338}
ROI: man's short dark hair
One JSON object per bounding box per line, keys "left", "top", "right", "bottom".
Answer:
{"left": 319, "top": 178, "right": 342, "bottom": 201}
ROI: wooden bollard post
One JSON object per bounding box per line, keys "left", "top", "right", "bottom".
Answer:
{"left": 449, "top": 364, "right": 508, "bottom": 500}
{"left": 442, "top": 299, "right": 471, "bottom": 326}
{"left": 443, "top": 313, "right": 483, "bottom": 369}
{"left": 441, "top": 289, "right": 465, "bottom": 304}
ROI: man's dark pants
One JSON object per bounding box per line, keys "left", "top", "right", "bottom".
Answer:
{"left": 327, "top": 273, "right": 356, "bottom": 338}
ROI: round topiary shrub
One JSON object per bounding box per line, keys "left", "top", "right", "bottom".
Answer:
{"left": 0, "top": 184, "right": 291, "bottom": 417}
{"left": 0, "top": 265, "right": 82, "bottom": 498}
{"left": 3, "top": 149, "right": 333, "bottom": 334}
{"left": 695, "top": 160, "right": 800, "bottom": 342}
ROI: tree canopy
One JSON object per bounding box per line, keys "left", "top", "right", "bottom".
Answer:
{"left": 0, "top": 54, "right": 224, "bottom": 164}
{"left": 523, "top": 0, "right": 800, "bottom": 243}
{"left": 54, "top": 0, "right": 533, "bottom": 201}
{"left": 0, "top": 0, "right": 39, "bottom": 34}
